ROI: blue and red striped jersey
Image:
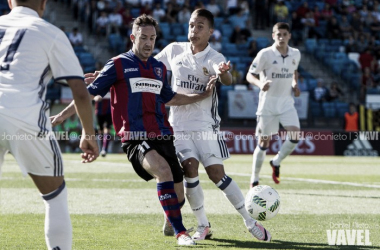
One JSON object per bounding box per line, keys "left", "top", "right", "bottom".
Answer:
{"left": 87, "top": 50, "right": 176, "bottom": 142}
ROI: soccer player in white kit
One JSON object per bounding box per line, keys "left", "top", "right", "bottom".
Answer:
{"left": 155, "top": 9, "right": 271, "bottom": 242}
{"left": 246, "top": 22, "right": 301, "bottom": 188}
{"left": 0, "top": 0, "right": 99, "bottom": 249}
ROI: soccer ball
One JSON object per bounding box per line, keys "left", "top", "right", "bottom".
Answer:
{"left": 245, "top": 185, "right": 281, "bottom": 221}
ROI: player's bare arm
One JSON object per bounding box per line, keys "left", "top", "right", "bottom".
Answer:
{"left": 66, "top": 79, "right": 99, "bottom": 162}
{"left": 166, "top": 75, "right": 217, "bottom": 106}
{"left": 292, "top": 70, "right": 300, "bottom": 97}
{"left": 217, "top": 61, "right": 232, "bottom": 85}
{"left": 246, "top": 72, "right": 271, "bottom": 91}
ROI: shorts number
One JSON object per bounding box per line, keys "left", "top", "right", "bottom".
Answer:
{"left": 0, "top": 29, "right": 26, "bottom": 71}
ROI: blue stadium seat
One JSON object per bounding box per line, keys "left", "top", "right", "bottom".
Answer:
{"left": 214, "top": 17, "right": 224, "bottom": 29}
{"left": 310, "top": 102, "right": 322, "bottom": 117}
{"left": 108, "top": 34, "right": 126, "bottom": 54}
{"left": 176, "top": 35, "right": 188, "bottom": 42}
{"left": 255, "top": 37, "right": 270, "bottom": 50}
{"left": 221, "top": 24, "right": 233, "bottom": 38}
{"left": 322, "top": 102, "right": 336, "bottom": 118}
{"left": 160, "top": 23, "right": 173, "bottom": 41}
{"left": 336, "top": 102, "right": 349, "bottom": 118}
{"left": 171, "top": 23, "right": 184, "bottom": 37}
{"left": 222, "top": 43, "right": 239, "bottom": 56}
{"left": 305, "top": 38, "right": 317, "bottom": 54}
{"left": 131, "top": 8, "right": 140, "bottom": 18}
{"left": 308, "top": 79, "right": 318, "bottom": 90}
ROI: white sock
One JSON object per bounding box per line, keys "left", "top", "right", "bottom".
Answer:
{"left": 250, "top": 146, "right": 267, "bottom": 183}
{"left": 184, "top": 176, "right": 209, "bottom": 226}
{"left": 42, "top": 181, "right": 72, "bottom": 250}
{"left": 272, "top": 140, "right": 298, "bottom": 166}
{"left": 216, "top": 175, "right": 252, "bottom": 221}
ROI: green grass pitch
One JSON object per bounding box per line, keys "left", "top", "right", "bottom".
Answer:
{"left": 1, "top": 154, "right": 379, "bottom": 249}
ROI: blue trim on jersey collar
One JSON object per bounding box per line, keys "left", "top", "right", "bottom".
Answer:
{"left": 271, "top": 44, "right": 294, "bottom": 57}
{"left": 10, "top": 6, "right": 39, "bottom": 18}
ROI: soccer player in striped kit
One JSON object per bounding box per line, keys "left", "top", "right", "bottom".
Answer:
{"left": 155, "top": 9, "right": 271, "bottom": 242}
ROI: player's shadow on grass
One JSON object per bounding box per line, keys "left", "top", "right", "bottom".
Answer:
{"left": 204, "top": 238, "right": 380, "bottom": 249}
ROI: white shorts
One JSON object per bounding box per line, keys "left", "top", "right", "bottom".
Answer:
{"left": 256, "top": 108, "right": 300, "bottom": 137}
{"left": 0, "top": 115, "right": 63, "bottom": 177}
{"left": 174, "top": 131, "right": 230, "bottom": 167}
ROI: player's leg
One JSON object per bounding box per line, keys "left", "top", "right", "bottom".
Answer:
{"left": 142, "top": 150, "right": 195, "bottom": 245}
{"left": 251, "top": 115, "right": 279, "bottom": 187}
{"left": 100, "top": 114, "right": 112, "bottom": 156}
{"left": 204, "top": 162, "right": 271, "bottom": 242}
{"left": 270, "top": 109, "right": 301, "bottom": 183}
{"left": 175, "top": 132, "right": 210, "bottom": 239}
{"left": 122, "top": 140, "right": 195, "bottom": 245}
{"left": 8, "top": 129, "right": 72, "bottom": 250}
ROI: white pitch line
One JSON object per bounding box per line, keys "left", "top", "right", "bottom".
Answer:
{"left": 219, "top": 171, "right": 380, "bottom": 189}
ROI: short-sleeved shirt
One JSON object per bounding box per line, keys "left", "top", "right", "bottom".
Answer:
{"left": 249, "top": 44, "right": 301, "bottom": 116}
{"left": 0, "top": 7, "right": 84, "bottom": 134}
{"left": 87, "top": 50, "right": 175, "bottom": 142}
{"left": 155, "top": 42, "right": 225, "bottom": 132}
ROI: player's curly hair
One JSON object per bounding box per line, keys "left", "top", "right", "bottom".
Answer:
{"left": 132, "top": 14, "right": 158, "bottom": 33}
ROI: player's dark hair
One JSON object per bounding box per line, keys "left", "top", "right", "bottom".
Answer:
{"left": 191, "top": 8, "right": 214, "bottom": 28}
{"left": 272, "top": 22, "right": 290, "bottom": 33}
{"left": 132, "top": 14, "right": 158, "bottom": 30}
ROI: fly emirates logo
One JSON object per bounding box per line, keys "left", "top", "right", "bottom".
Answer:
{"left": 130, "top": 77, "right": 163, "bottom": 94}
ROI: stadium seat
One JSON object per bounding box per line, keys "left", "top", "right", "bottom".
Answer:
{"left": 305, "top": 38, "right": 317, "bottom": 54}
{"left": 322, "top": 102, "right": 336, "bottom": 118}
{"left": 171, "top": 23, "right": 184, "bottom": 37}
{"left": 309, "top": 101, "right": 322, "bottom": 117}
{"left": 221, "top": 24, "right": 233, "bottom": 39}
{"left": 308, "top": 79, "right": 318, "bottom": 90}
{"left": 176, "top": 35, "right": 188, "bottom": 42}
{"left": 131, "top": 8, "right": 140, "bottom": 18}
{"left": 336, "top": 102, "right": 349, "bottom": 118}
{"left": 255, "top": 37, "right": 270, "bottom": 50}
{"left": 222, "top": 43, "right": 239, "bottom": 56}
{"left": 214, "top": 17, "right": 224, "bottom": 29}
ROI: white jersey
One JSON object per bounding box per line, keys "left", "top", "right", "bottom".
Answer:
{"left": 155, "top": 42, "right": 225, "bottom": 132}
{"left": 0, "top": 7, "right": 83, "bottom": 134}
{"left": 249, "top": 44, "right": 301, "bottom": 116}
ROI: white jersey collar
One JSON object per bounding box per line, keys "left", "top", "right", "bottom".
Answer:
{"left": 271, "top": 44, "right": 294, "bottom": 57}
{"left": 187, "top": 43, "right": 211, "bottom": 59}
{"left": 10, "top": 6, "right": 39, "bottom": 17}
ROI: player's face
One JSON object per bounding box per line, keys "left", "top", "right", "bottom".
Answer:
{"left": 272, "top": 28, "right": 291, "bottom": 48}
{"left": 188, "top": 15, "right": 213, "bottom": 48}
{"left": 131, "top": 25, "right": 156, "bottom": 61}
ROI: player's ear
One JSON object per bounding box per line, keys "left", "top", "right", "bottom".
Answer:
{"left": 7, "top": 0, "right": 12, "bottom": 9}
{"left": 130, "top": 33, "right": 135, "bottom": 43}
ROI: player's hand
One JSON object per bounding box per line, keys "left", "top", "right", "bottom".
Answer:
{"left": 261, "top": 80, "right": 272, "bottom": 91}
{"left": 218, "top": 61, "right": 231, "bottom": 75}
{"left": 203, "top": 75, "right": 218, "bottom": 96}
{"left": 79, "top": 131, "right": 99, "bottom": 163}
{"left": 84, "top": 71, "right": 100, "bottom": 85}
{"left": 50, "top": 114, "right": 65, "bottom": 127}
{"left": 293, "top": 86, "right": 301, "bottom": 97}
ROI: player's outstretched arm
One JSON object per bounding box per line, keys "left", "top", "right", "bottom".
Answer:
{"left": 65, "top": 79, "right": 99, "bottom": 162}
{"left": 166, "top": 76, "right": 218, "bottom": 106}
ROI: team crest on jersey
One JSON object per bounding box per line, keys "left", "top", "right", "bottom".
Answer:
{"left": 202, "top": 67, "right": 210, "bottom": 76}
{"left": 292, "top": 59, "right": 296, "bottom": 65}
{"left": 154, "top": 67, "right": 162, "bottom": 78}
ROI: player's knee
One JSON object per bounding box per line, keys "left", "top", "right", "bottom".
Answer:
{"left": 205, "top": 165, "right": 225, "bottom": 184}
{"left": 182, "top": 159, "right": 198, "bottom": 177}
